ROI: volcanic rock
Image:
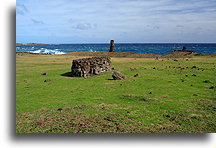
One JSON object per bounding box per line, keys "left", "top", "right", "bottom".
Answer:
{"left": 112, "top": 71, "right": 126, "bottom": 80}
{"left": 71, "top": 56, "right": 111, "bottom": 77}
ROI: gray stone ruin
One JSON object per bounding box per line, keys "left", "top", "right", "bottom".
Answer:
{"left": 71, "top": 56, "right": 111, "bottom": 77}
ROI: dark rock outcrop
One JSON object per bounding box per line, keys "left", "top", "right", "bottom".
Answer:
{"left": 71, "top": 56, "right": 111, "bottom": 77}
{"left": 165, "top": 46, "right": 196, "bottom": 57}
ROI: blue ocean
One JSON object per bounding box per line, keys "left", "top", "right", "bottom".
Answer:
{"left": 16, "top": 43, "right": 216, "bottom": 55}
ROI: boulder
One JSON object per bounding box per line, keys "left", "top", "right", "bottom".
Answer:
{"left": 112, "top": 71, "right": 125, "bottom": 80}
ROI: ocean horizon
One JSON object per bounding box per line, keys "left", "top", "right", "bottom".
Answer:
{"left": 16, "top": 43, "right": 216, "bottom": 55}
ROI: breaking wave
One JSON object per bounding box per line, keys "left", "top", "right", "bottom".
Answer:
{"left": 30, "top": 48, "right": 65, "bottom": 55}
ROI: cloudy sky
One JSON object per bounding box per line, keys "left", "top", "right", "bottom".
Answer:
{"left": 16, "top": 0, "right": 216, "bottom": 43}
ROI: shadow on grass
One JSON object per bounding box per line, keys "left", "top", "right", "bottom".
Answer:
{"left": 60, "top": 72, "right": 73, "bottom": 77}
{"left": 106, "top": 78, "right": 115, "bottom": 80}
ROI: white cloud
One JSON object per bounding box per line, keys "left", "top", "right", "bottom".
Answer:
{"left": 76, "top": 23, "right": 92, "bottom": 30}
{"left": 31, "top": 19, "right": 45, "bottom": 24}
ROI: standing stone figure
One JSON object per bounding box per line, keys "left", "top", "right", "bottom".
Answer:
{"left": 109, "top": 40, "right": 115, "bottom": 52}
{"left": 182, "top": 46, "right": 187, "bottom": 51}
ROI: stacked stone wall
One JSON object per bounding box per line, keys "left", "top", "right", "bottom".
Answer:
{"left": 71, "top": 56, "right": 111, "bottom": 77}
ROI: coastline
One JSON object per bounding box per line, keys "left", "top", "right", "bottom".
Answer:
{"left": 16, "top": 43, "right": 48, "bottom": 45}
{"left": 16, "top": 50, "right": 216, "bottom": 58}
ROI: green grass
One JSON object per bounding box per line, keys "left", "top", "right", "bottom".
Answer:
{"left": 16, "top": 53, "right": 216, "bottom": 133}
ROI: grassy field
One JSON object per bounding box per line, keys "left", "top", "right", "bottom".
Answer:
{"left": 16, "top": 52, "right": 216, "bottom": 133}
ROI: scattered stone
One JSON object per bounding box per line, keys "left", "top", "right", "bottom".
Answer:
{"left": 104, "top": 117, "right": 112, "bottom": 121}
{"left": 44, "top": 79, "right": 52, "bottom": 82}
{"left": 134, "top": 74, "right": 140, "bottom": 77}
{"left": 130, "top": 68, "right": 138, "bottom": 71}
{"left": 209, "top": 86, "right": 215, "bottom": 89}
{"left": 192, "top": 74, "right": 197, "bottom": 76}
{"left": 71, "top": 56, "right": 111, "bottom": 77}
{"left": 188, "top": 114, "right": 200, "bottom": 119}
{"left": 41, "top": 72, "right": 48, "bottom": 75}
{"left": 203, "top": 80, "right": 211, "bottom": 83}
{"left": 112, "top": 71, "right": 126, "bottom": 80}
{"left": 163, "top": 114, "right": 171, "bottom": 118}
{"left": 57, "top": 108, "right": 63, "bottom": 112}
{"left": 78, "top": 98, "right": 85, "bottom": 100}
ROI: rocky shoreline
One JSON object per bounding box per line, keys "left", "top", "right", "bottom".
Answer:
{"left": 16, "top": 50, "right": 215, "bottom": 58}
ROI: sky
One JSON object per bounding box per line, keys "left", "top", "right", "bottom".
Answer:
{"left": 16, "top": 0, "right": 216, "bottom": 43}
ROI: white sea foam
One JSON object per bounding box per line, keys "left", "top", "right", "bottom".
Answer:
{"left": 89, "top": 49, "right": 96, "bottom": 52}
{"left": 32, "top": 50, "right": 41, "bottom": 53}
{"left": 30, "top": 48, "right": 65, "bottom": 55}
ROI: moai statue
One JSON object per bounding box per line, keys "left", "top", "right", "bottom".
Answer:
{"left": 109, "top": 40, "right": 115, "bottom": 52}
{"left": 182, "top": 46, "right": 187, "bottom": 51}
